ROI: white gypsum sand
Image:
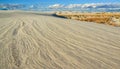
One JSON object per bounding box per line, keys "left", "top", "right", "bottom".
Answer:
{"left": 0, "top": 11, "right": 120, "bottom": 69}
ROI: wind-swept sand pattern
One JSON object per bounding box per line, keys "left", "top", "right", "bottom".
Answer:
{"left": 0, "top": 11, "right": 120, "bottom": 69}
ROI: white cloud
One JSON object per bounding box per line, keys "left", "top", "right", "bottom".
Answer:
{"left": 49, "top": 4, "right": 64, "bottom": 9}
{"left": 0, "top": 4, "right": 25, "bottom": 10}
{"left": 30, "top": 5, "right": 34, "bottom": 8}
{"left": 65, "top": 4, "right": 82, "bottom": 8}
{"left": 48, "top": 3, "right": 120, "bottom": 9}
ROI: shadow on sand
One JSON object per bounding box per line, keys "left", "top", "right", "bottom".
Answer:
{"left": 52, "top": 14, "right": 67, "bottom": 19}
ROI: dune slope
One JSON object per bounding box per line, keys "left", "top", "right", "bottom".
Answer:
{"left": 0, "top": 11, "right": 120, "bottom": 69}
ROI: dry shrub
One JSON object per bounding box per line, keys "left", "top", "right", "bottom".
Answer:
{"left": 56, "top": 12, "right": 120, "bottom": 27}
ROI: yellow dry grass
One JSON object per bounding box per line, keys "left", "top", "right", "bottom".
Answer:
{"left": 56, "top": 12, "right": 120, "bottom": 26}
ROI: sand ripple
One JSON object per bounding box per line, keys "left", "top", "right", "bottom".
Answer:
{"left": 0, "top": 11, "right": 120, "bottom": 69}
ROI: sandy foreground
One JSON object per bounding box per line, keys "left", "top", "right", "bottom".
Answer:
{"left": 0, "top": 11, "right": 120, "bottom": 69}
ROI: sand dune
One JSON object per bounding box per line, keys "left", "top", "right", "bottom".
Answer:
{"left": 0, "top": 11, "right": 120, "bottom": 69}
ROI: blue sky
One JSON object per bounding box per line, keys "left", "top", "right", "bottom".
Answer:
{"left": 0, "top": 0, "right": 120, "bottom": 12}
{"left": 0, "top": 0, "right": 120, "bottom": 4}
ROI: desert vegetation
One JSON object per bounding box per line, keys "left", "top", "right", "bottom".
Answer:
{"left": 56, "top": 12, "right": 120, "bottom": 26}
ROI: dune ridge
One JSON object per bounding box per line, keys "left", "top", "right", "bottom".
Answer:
{"left": 0, "top": 11, "right": 120, "bottom": 69}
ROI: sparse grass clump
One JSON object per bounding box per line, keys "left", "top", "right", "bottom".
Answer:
{"left": 56, "top": 12, "right": 120, "bottom": 27}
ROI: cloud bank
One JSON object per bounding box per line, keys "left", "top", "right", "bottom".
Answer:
{"left": 0, "top": 3, "right": 120, "bottom": 12}
{"left": 49, "top": 3, "right": 120, "bottom": 9}
{"left": 49, "top": 4, "right": 64, "bottom": 9}
{"left": 0, "top": 4, "right": 25, "bottom": 10}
